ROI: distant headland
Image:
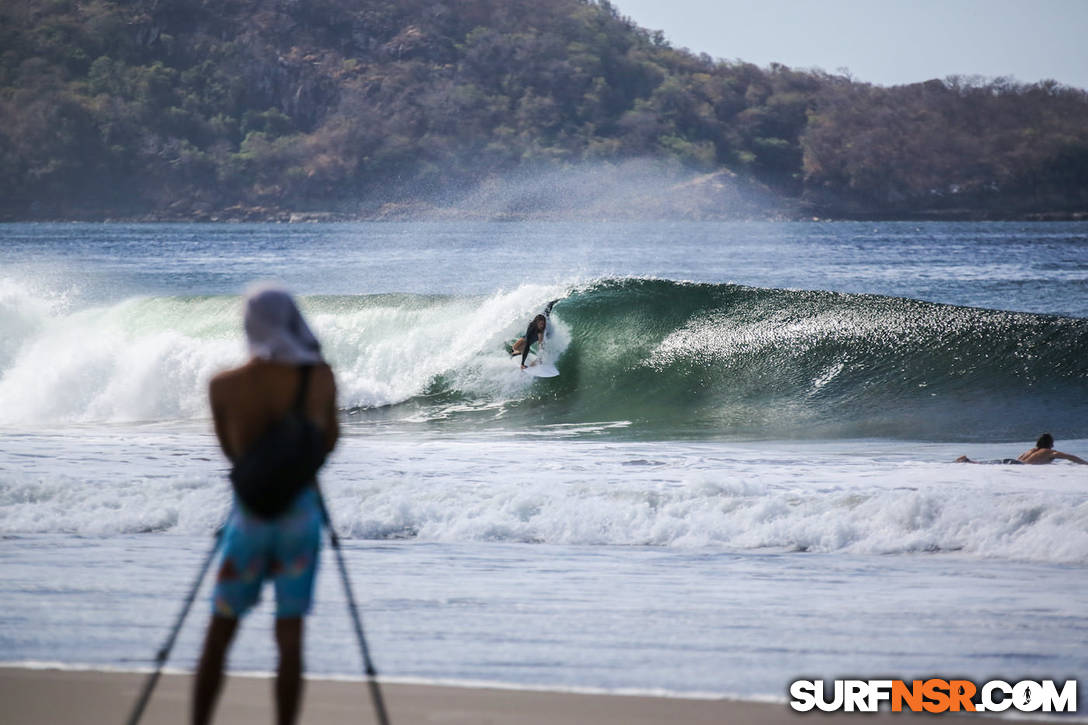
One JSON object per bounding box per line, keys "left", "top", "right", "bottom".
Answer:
{"left": 2, "top": 0, "right": 1086, "bottom": 222}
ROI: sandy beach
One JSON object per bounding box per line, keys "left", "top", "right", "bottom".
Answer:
{"left": 0, "top": 666, "right": 995, "bottom": 724}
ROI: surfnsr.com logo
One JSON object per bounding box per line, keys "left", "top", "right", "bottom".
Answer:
{"left": 789, "top": 679, "right": 1077, "bottom": 713}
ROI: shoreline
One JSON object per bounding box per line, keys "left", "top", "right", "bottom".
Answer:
{"left": 0, "top": 665, "right": 983, "bottom": 724}
{"left": 0, "top": 661, "right": 758, "bottom": 702}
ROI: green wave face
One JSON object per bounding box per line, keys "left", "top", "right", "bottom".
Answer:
{"left": 351, "top": 278, "right": 1088, "bottom": 441}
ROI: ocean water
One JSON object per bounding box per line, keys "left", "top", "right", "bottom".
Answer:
{"left": 1, "top": 222, "right": 1087, "bottom": 711}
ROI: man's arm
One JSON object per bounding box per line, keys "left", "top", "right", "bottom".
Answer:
{"left": 1054, "top": 450, "right": 1088, "bottom": 465}
{"left": 322, "top": 367, "right": 340, "bottom": 454}
{"left": 209, "top": 378, "right": 236, "bottom": 462}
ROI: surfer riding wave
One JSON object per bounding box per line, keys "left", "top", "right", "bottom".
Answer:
{"left": 510, "top": 300, "right": 558, "bottom": 370}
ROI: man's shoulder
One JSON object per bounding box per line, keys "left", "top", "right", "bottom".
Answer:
{"left": 210, "top": 363, "right": 250, "bottom": 385}
{"left": 1018, "top": 447, "right": 1057, "bottom": 464}
{"left": 209, "top": 361, "right": 259, "bottom": 397}
{"left": 211, "top": 361, "right": 334, "bottom": 392}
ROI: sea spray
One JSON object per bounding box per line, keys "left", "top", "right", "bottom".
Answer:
{"left": 0, "top": 294, "right": 239, "bottom": 424}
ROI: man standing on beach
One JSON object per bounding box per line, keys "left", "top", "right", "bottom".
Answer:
{"left": 192, "top": 286, "right": 339, "bottom": 725}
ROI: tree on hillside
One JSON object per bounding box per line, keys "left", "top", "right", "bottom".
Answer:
{"left": 0, "top": 0, "right": 1085, "bottom": 219}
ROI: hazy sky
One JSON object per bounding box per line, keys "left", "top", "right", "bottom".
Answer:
{"left": 607, "top": 0, "right": 1088, "bottom": 90}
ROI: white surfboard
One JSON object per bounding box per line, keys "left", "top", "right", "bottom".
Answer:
{"left": 523, "top": 362, "right": 559, "bottom": 378}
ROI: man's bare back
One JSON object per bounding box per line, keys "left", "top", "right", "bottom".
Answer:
{"left": 210, "top": 360, "right": 339, "bottom": 463}
{"left": 1017, "top": 446, "right": 1087, "bottom": 465}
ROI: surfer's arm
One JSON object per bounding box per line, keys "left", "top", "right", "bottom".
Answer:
{"left": 1054, "top": 450, "right": 1088, "bottom": 464}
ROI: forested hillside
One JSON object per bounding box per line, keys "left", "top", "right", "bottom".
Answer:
{"left": 2, "top": 0, "right": 1087, "bottom": 220}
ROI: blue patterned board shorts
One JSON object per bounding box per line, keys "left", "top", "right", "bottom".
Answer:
{"left": 212, "top": 487, "right": 322, "bottom": 619}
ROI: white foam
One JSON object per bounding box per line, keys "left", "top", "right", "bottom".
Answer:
{"left": 6, "top": 432, "right": 1085, "bottom": 565}
{"left": 319, "top": 451, "right": 1088, "bottom": 563}
{"left": 0, "top": 289, "right": 242, "bottom": 424}
{"left": 345, "top": 437, "right": 1088, "bottom": 565}
{"left": 0, "top": 276, "right": 74, "bottom": 370}
{"left": 0, "top": 284, "right": 570, "bottom": 424}
{"left": 321, "top": 283, "right": 570, "bottom": 410}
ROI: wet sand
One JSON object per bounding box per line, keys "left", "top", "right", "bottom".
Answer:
{"left": 0, "top": 666, "right": 982, "bottom": 724}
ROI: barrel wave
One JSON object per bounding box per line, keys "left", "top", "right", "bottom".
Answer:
{"left": 518, "top": 278, "right": 1088, "bottom": 440}
{"left": 1, "top": 276, "right": 1085, "bottom": 441}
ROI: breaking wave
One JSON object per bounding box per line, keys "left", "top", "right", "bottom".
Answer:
{"left": 1, "top": 276, "right": 1085, "bottom": 440}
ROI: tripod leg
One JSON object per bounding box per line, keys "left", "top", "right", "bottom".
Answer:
{"left": 316, "top": 490, "right": 391, "bottom": 725}
{"left": 126, "top": 526, "right": 225, "bottom": 725}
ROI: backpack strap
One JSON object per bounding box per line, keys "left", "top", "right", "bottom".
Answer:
{"left": 293, "top": 365, "right": 313, "bottom": 413}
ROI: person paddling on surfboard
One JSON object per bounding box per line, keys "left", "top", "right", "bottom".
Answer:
{"left": 511, "top": 300, "right": 558, "bottom": 370}
{"left": 955, "top": 433, "right": 1088, "bottom": 465}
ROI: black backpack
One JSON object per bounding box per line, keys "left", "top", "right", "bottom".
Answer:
{"left": 229, "top": 365, "right": 328, "bottom": 519}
